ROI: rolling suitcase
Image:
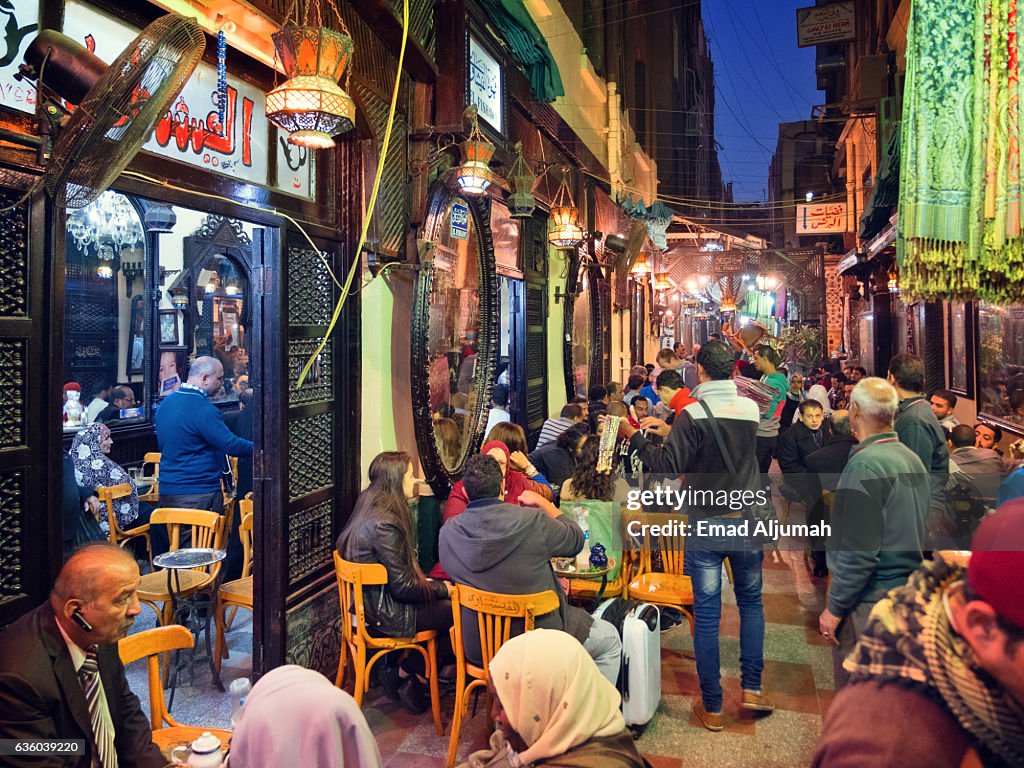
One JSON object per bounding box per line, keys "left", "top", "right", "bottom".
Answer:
{"left": 593, "top": 598, "right": 661, "bottom": 731}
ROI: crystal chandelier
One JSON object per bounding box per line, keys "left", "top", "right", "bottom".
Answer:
{"left": 265, "top": 0, "right": 356, "bottom": 149}
{"left": 66, "top": 191, "right": 144, "bottom": 279}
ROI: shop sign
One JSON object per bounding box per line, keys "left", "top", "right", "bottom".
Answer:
{"left": 796, "top": 202, "right": 847, "bottom": 234}
{"left": 713, "top": 253, "right": 747, "bottom": 274}
{"left": 450, "top": 202, "right": 469, "bottom": 240}
{"left": 275, "top": 133, "right": 315, "bottom": 199}
{"left": 0, "top": 0, "right": 39, "bottom": 114}
{"left": 64, "top": 1, "right": 270, "bottom": 186}
{"left": 468, "top": 36, "right": 502, "bottom": 133}
{"left": 797, "top": 2, "right": 856, "bottom": 48}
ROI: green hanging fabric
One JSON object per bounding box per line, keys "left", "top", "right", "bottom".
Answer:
{"left": 898, "top": 0, "right": 1024, "bottom": 303}
{"left": 475, "top": 0, "right": 565, "bottom": 102}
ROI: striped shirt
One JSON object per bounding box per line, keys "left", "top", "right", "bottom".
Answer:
{"left": 536, "top": 416, "right": 575, "bottom": 449}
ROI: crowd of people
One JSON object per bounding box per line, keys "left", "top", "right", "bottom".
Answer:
{"left": 10, "top": 344, "right": 1024, "bottom": 767}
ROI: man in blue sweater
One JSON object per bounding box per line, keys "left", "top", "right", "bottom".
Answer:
{"left": 155, "top": 356, "right": 253, "bottom": 516}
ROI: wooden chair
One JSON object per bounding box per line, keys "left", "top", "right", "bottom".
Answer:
{"left": 624, "top": 510, "right": 695, "bottom": 635}
{"left": 139, "top": 452, "right": 161, "bottom": 501}
{"left": 118, "top": 625, "right": 232, "bottom": 754}
{"left": 214, "top": 501, "right": 253, "bottom": 673}
{"left": 136, "top": 508, "right": 224, "bottom": 626}
{"left": 447, "top": 584, "right": 560, "bottom": 768}
{"left": 332, "top": 552, "right": 443, "bottom": 736}
{"left": 96, "top": 483, "right": 152, "bottom": 566}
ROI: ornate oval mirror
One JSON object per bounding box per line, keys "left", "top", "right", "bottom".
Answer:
{"left": 412, "top": 188, "right": 498, "bottom": 496}
{"left": 563, "top": 251, "right": 605, "bottom": 401}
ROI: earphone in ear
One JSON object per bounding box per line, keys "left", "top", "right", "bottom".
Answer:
{"left": 71, "top": 609, "right": 93, "bottom": 633}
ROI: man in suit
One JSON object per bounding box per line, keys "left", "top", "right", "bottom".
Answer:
{"left": 0, "top": 543, "right": 164, "bottom": 767}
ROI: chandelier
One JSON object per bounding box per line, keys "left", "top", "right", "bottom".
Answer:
{"left": 548, "top": 168, "right": 585, "bottom": 249}
{"left": 454, "top": 106, "right": 501, "bottom": 195}
{"left": 265, "top": 0, "right": 356, "bottom": 149}
{"left": 67, "top": 191, "right": 144, "bottom": 279}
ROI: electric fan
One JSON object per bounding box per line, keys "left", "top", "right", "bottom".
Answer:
{"left": 18, "top": 14, "right": 205, "bottom": 208}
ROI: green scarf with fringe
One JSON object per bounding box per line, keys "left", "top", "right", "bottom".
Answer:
{"left": 899, "top": 0, "right": 1024, "bottom": 303}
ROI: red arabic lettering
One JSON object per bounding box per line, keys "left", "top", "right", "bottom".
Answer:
{"left": 152, "top": 86, "right": 255, "bottom": 168}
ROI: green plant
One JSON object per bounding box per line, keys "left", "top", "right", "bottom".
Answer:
{"left": 778, "top": 325, "right": 825, "bottom": 371}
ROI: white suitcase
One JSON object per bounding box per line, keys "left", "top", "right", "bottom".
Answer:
{"left": 593, "top": 598, "right": 662, "bottom": 728}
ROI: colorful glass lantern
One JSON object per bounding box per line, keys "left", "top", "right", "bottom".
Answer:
{"left": 266, "top": 20, "right": 356, "bottom": 149}
{"left": 654, "top": 270, "right": 671, "bottom": 291}
{"left": 548, "top": 168, "right": 585, "bottom": 248}
{"left": 507, "top": 141, "right": 536, "bottom": 217}
{"left": 455, "top": 106, "right": 501, "bottom": 195}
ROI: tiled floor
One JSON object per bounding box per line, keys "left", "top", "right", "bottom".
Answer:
{"left": 125, "top": 536, "right": 833, "bottom": 766}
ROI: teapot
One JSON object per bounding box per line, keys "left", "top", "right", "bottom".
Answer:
{"left": 171, "top": 731, "right": 223, "bottom": 768}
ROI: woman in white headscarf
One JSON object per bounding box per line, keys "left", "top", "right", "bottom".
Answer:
{"left": 459, "top": 629, "right": 646, "bottom": 768}
{"left": 805, "top": 383, "right": 833, "bottom": 420}
{"left": 227, "top": 665, "right": 382, "bottom": 768}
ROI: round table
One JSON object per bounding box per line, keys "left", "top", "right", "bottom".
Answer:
{"left": 154, "top": 548, "right": 227, "bottom": 707}
{"left": 552, "top": 558, "right": 616, "bottom": 605}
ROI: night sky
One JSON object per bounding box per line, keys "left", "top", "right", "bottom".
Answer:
{"left": 702, "top": 0, "right": 821, "bottom": 202}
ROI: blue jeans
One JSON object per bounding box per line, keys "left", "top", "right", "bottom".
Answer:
{"left": 686, "top": 536, "right": 765, "bottom": 712}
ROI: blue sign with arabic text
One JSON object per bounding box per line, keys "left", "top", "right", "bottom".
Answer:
{"left": 450, "top": 203, "right": 470, "bottom": 240}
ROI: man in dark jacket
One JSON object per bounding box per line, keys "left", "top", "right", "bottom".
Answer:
{"left": 777, "top": 399, "right": 829, "bottom": 503}
{"left": 439, "top": 454, "right": 621, "bottom": 684}
{"left": 947, "top": 424, "right": 1006, "bottom": 502}
{"left": 804, "top": 411, "right": 858, "bottom": 576}
{"left": 618, "top": 339, "right": 772, "bottom": 730}
{"left": 0, "top": 544, "right": 165, "bottom": 768}
{"left": 819, "top": 377, "right": 929, "bottom": 689}
{"left": 888, "top": 354, "right": 949, "bottom": 545}
{"left": 528, "top": 422, "right": 588, "bottom": 493}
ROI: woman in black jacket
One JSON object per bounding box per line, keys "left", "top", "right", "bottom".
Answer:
{"left": 336, "top": 451, "right": 451, "bottom": 713}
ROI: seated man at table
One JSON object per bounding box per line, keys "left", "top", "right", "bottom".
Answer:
{"left": 0, "top": 543, "right": 165, "bottom": 768}
{"left": 156, "top": 356, "right": 253, "bottom": 518}
{"left": 438, "top": 453, "right": 621, "bottom": 685}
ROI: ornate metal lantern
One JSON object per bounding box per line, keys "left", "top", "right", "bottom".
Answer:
{"left": 630, "top": 251, "right": 652, "bottom": 277}
{"left": 548, "top": 168, "right": 584, "bottom": 248}
{"left": 507, "top": 141, "right": 536, "bottom": 217}
{"left": 454, "top": 106, "right": 501, "bottom": 195}
{"left": 265, "top": 8, "right": 356, "bottom": 150}
{"left": 654, "top": 270, "right": 671, "bottom": 291}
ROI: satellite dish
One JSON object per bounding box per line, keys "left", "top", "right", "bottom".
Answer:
{"left": 18, "top": 15, "right": 205, "bottom": 208}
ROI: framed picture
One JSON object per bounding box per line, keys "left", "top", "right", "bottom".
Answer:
{"left": 947, "top": 302, "right": 975, "bottom": 398}
{"left": 158, "top": 309, "right": 179, "bottom": 346}
{"left": 156, "top": 346, "right": 188, "bottom": 398}
{"left": 126, "top": 295, "right": 145, "bottom": 376}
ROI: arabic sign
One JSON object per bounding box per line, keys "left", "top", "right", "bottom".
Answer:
{"left": 0, "top": 0, "right": 39, "bottom": 114}
{"left": 797, "top": 2, "right": 856, "bottom": 47}
{"left": 62, "top": 1, "right": 314, "bottom": 198}
{"left": 796, "top": 203, "right": 848, "bottom": 234}
{"left": 713, "top": 253, "right": 747, "bottom": 274}
{"left": 468, "top": 36, "right": 502, "bottom": 134}
{"left": 450, "top": 202, "right": 469, "bottom": 240}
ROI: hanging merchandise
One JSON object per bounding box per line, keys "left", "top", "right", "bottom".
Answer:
{"left": 898, "top": 0, "right": 1024, "bottom": 303}
{"left": 620, "top": 198, "right": 673, "bottom": 251}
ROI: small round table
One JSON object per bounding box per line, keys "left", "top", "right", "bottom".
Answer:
{"left": 552, "top": 558, "right": 616, "bottom": 606}
{"left": 154, "top": 548, "right": 227, "bottom": 707}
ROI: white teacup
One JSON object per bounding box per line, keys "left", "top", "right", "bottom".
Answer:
{"left": 171, "top": 732, "right": 223, "bottom": 768}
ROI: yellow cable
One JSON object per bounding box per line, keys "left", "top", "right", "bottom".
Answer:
{"left": 298, "top": 0, "right": 408, "bottom": 387}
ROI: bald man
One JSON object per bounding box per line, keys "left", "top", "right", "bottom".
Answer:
{"left": 155, "top": 355, "right": 253, "bottom": 515}
{"left": 0, "top": 543, "right": 165, "bottom": 767}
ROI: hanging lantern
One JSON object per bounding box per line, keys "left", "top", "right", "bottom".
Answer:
{"left": 170, "top": 287, "right": 189, "bottom": 309}
{"left": 265, "top": 9, "right": 356, "bottom": 150}
{"left": 548, "top": 168, "right": 585, "bottom": 248}
{"left": 631, "top": 251, "right": 652, "bottom": 277}
{"left": 143, "top": 202, "right": 177, "bottom": 233}
{"left": 507, "top": 141, "right": 536, "bottom": 217}
{"left": 654, "top": 270, "right": 671, "bottom": 291}
{"left": 454, "top": 106, "right": 501, "bottom": 195}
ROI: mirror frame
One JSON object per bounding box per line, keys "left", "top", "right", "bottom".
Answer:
{"left": 412, "top": 185, "right": 499, "bottom": 496}
{"left": 562, "top": 247, "right": 607, "bottom": 402}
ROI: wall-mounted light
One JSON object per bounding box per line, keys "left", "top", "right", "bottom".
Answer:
{"left": 454, "top": 105, "right": 501, "bottom": 195}
{"left": 630, "top": 251, "right": 652, "bottom": 277}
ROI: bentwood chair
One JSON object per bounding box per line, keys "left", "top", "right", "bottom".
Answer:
{"left": 139, "top": 452, "right": 161, "bottom": 501}
{"left": 118, "top": 625, "right": 232, "bottom": 753}
{"left": 446, "top": 584, "right": 560, "bottom": 768}
{"left": 136, "top": 508, "right": 224, "bottom": 626}
{"left": 96, "top": 483, "right": 152, "bottom": 566}
{"left": 332, "top": 552, "right": 444, "bottom": 736}
{"left": 624, "top": 510, "right": 695, "bottom": 635}
{"left": 214, "top": 501, "right": 253, "bottom": 673}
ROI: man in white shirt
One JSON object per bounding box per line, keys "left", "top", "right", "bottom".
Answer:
{"left": 0, "top": 543, "right": 164, "bottom": 767}
{"left": 484, "top": 383, "right": 511, "bottom": 437}
{"left": 84, "top": 383, "right": 111, "bottom": 424}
